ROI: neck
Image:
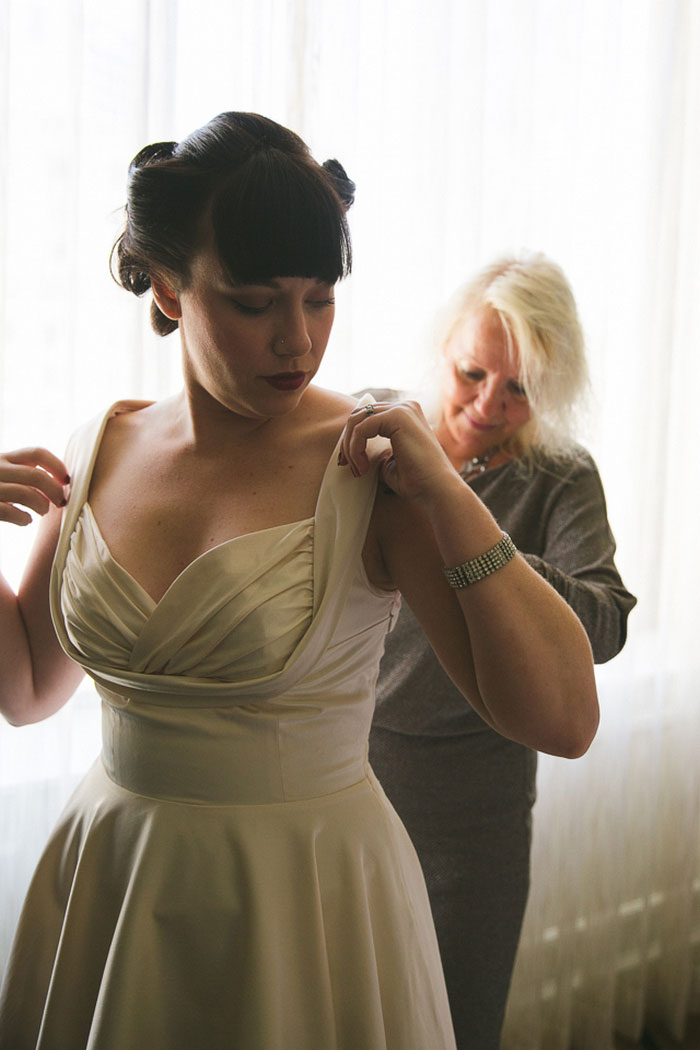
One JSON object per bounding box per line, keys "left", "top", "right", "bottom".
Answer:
{"left": 459, "top": 445, "right": 503, "bottom": 478}
{"left": 434, "top": 421, "right": 502, "bottom": 473}
{"left": 157, "top": 388, "right": 284, "bottom": 456}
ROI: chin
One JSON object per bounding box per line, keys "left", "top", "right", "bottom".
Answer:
{"left": 458, "top": 428, "right": 493, "bottom": 454}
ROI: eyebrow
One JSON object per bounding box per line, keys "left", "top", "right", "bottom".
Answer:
{"left": 229, "top": 278, "right": 331, "bottom": 290}
{"left": 454, "top": 358, "right": 522, "bottom": 382}
{"left": 229, "top": 280, "right": 279, "bottom": 289}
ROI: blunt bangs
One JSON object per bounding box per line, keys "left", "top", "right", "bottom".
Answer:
{"left": 210, "top": 149, "right": 351, "bottom": 286}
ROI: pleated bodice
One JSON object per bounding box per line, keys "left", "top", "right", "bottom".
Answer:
{"left": 49, "top": 400, "right": 403, "bottom": 805}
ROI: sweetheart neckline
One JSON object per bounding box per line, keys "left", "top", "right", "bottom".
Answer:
{"left": 80, "top": 502, "right": 314, "bottom": 608}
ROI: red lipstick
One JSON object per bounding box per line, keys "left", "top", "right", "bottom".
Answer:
{"left": 263, "top": 372, "right": 307, "bottom": 391}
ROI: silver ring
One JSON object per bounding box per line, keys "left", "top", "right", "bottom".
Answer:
{"left": 364, "top": 404, "right": 375, "bottom": 417}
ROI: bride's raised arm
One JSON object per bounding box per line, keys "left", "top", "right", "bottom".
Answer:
{"left": 342, "top": 399, "right": 599, "bottom": 759}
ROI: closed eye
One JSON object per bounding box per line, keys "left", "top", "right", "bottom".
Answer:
{"left": 455, "top": 365, "right": 484, "bottom": 382}
{"left": 230, "top": 299, "right": 273, "bottom": 315}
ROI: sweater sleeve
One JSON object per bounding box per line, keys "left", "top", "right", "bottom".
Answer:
{"left": 517, "top": 454, "right": 636, "bottom": 663}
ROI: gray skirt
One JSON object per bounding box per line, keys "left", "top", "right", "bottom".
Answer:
{"left": 369, "top": 723, "right": 536, "bottom": 1050}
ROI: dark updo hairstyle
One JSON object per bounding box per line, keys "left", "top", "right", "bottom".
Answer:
{"left": 112, "top": 112, "right": 355, "bottom": 336}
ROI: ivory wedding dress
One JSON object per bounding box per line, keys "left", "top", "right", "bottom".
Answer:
{"left": 0, "top": 400, "right": 456, "bottom": 1050}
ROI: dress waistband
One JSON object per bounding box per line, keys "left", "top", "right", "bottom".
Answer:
{"left": 98, "top": 685, "right": 369, "bottom": 806}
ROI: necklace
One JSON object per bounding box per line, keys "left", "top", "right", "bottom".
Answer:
{"left": 460, "top": 446, "right": 501, "bottom": 478}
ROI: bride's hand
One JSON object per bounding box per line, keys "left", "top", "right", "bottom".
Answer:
{"left": 0, "top": 448, "right": 70, "bottom": 526}
{"left": 339, "top": 401, "right": 459, "bottom": 504}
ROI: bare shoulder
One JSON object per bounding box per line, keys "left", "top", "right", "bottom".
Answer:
{"left": 89, "top": 400, "right": 164, "bottom": 488}
{"left": 303, "top": 385, "right": 358, "bottom": 426}
{"left": 100, "top": 399, "right": 162, "bottom": 442}
{"left": 296, "top": 385, "right": 360, "bottom": 452}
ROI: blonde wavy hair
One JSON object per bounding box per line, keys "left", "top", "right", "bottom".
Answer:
{"left": 431, "top": 252, "right": 590, "bottom": 460}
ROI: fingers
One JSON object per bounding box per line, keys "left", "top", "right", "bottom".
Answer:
{"left": 339, "top": 400, "right": 426, "bottom": 476}
{"left": 339, "top": 401, "right": 395, "bottom": 476}
{"left": 0, "top": 447, "right": 70, "bottom": 525}
{"left": 377, "top": 450, "right": 400, "bottom": 494}
{"left": 0, "top": 503, "right": 34, "bottom": 527}
{"left": 4, "top": 447, "right": 71, "bottom": 485}
{"left": 339, "top": 399, "right": 457, "bottom": 505}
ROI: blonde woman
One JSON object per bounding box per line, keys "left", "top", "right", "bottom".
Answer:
{"left": 368, "top": 253, "right": 636, "bottom": 1050}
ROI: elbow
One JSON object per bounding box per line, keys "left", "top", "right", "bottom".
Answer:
{"left": 522, "top": 674, "right": 600, "bottom": 759}
{"left": 3, "top": 711, "right": 29, "bottom": 728}
{"left": 553, "top": 694, "right": 600, "bottom": 759}
{"left": 540, "top": 722, "right": 597, "bottom": 760}
{"left": 495, "top": 691, "right": 600, "bottom": 759}
{"left": 2, "top": 704, "right": 37, "bottom": 728}
{"left": 1, "top": 695, "right": 25, "bottom": 726}
{"left": 558, "top": 725, "right": 597, "bottom": 759}
{"left": 557, "top": 636, "right": 601, "bottom": 757}
{"left": 2, "top": 692, "right": 55, "bottom": 728}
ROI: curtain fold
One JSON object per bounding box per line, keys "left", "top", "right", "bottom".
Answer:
{"left": 0, "top": 1, "right": 697, "bottom": 1045}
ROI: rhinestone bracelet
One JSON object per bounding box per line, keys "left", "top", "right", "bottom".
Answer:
{"left": 442, "top": 532, "right": 517, "bottom": 588}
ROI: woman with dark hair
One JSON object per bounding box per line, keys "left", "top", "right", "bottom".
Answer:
{"left": 368, "top": 252, "right": 636, "bottom": 1050}
{"left": 0, "top": 118, "right": 598, "bottom": 1050}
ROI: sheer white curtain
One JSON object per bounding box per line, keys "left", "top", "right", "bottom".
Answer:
{"left": 1, "top": 1, "right": 698, "bottom": 1046}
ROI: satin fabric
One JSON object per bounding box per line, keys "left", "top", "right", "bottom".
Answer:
{"left": 0, "top": 399, "right": 457, "bottom": 1050}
